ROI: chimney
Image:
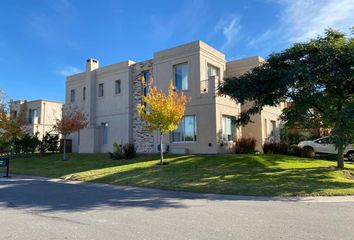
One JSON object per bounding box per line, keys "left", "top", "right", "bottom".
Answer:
{"left": 86, "top": 58, "right": 99, "bottom": 71}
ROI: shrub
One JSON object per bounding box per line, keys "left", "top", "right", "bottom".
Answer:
{"left": 289, "top": 144, "right": 303, "bottom": 157}
{"left": 263, "top": 142, "right": 277, "bottom": 154}
{"left": 234, "top": 138, "right": 256, "bottom": 154}
{"left": 0, "top": 140, "right": 10, "bottom": 156}
{"left": 109, "top": 142, "right": 124, "bottom": 160}
{"left": 21, "top": 133, "right": 40, "bottom": 155}
{"left": 122, "top": 143, "right": 136, "bottom": 159}
{"left": 302, "top": 146, "right": 315, "bottom": 158}
{"left": 263, "top": 142, "right": 289, "bottom": 154}
{"left": 42, "top": 133, "right": 59, "bottom": 153}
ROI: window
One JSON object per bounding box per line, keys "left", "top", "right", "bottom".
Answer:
{"left": 316, "top": 137, "right": 330, "bottom": 144}
{"left": 264, "top": 118, "right": 267, "bottom": 137}
{"left": 98, "top": 83, "right": 104, "bottom": 97}
{"left": 174, "top": 63, "right": 188, "bottom": 91}
{"left": 115, "top": 80, "right": 121, "bottom": 94}
{"left": 270, "top": 120, "right": 276, "bottom": 136}
{"left": 101, "top": 123, "right": 108, "bottom": 144}
{"left": 70, "top": 89, "right": 75, "bottom": 103}
{"left": 222, "top": 116, "right": 235, "bottom": 141}
{"left": 142, "top": 71, "right": 150, "bottom": 110}
{"left": 83, "top": 87, "right": 86, "bottom": 100}
{"left": 171, "top": 116, "right": 197, "bottom": 142}
{"left": 143, "top": 71, "right": 150, "bottom": 97}
{"left": 207, "top": 64, "right": 219, "bottom": 78}
{"left": 28, "top": 109, "right": 38, "bottom": 124}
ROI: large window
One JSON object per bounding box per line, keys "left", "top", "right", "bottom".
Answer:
{"left": 70, "top": 89, "right": 75, "bottom": 103}
{"left": 222, "top": 116, "right": 235, "bottom": 141}
{"left": 101, "top": 122, "right": 108, "bottom": 144}
{"left": 98, "top": 83, "right": 104, "bottom": 97}
{"left": 174, "top": 63, "right": 188, "bottom": 91}
{"left": 171, "top": 116, "right": 197, "bottom": 142}
{"left": 115, "top": 80, "right": 121, "bottom": 94}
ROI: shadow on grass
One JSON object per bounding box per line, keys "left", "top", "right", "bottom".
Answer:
{"left": 89, "top": 154, "right": 354, "bottom": 196}
{"left": 1, "top": 154, "right": 354, "bottom": 213}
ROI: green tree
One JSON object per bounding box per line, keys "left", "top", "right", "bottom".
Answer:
{"left": 219, "top": 29, "right": 354, "bottom": 169}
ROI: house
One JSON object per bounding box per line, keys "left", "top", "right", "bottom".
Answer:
{"left": 66, "top": 40, "right": 284, "bottom": 154}
{"left": 9, "top": 99, "right": 63, "bottom": 138}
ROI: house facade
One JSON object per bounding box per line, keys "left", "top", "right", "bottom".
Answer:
{"left": 10, "top": 99, "right": 63, "bottom": 138}
{"left": 66, "top": 41, "right": 284, "bottom": 153}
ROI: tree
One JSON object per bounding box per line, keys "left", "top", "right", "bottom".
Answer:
{"left": 0, "top": 88, "right": 24, "bottom": 157}
{"left": 219, "top": 28, "right": 354, "bottom": 169}
{"left": 54, "top": 107, "right": 88, "bottom": 160}
{"left": 137, "top": 76, "right": 189, "bottom": 165}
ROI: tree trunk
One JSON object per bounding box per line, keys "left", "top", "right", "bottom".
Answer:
{"left": 337, "top": 146, "right": 344, "bottom": 169}
{"left": 160, "top": 132, "right": 164, "bottom": 165}
{"left": 63, "top": 135, "right": 67, "bottom": 161}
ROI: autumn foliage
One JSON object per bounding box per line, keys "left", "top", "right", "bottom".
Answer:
{"left": 137, "top": 75, "right": 190, "bottom": 164}
{"left": 54, "top": 107, "right": 88, "bottom": 137}
{"left": 54, "top": 107, "right": 87, "bottom": 160}
{"left": 137, "top": 76, "right": 189, "bottom": 134}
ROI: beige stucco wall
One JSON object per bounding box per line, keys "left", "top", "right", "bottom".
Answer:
{"left": 226, "top": 56, "right": 284, "bottom": 151}
{"left": 65, "top": 40, "right": 284, "bottom": 154}
{"left": 10, "top": 100, "right": 63, "bottom": 139}
{"left": 66, "top": 59, "right": 135, "bottom": 153}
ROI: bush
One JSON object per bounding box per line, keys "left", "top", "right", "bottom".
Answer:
{"left": 109, "top": 142, "right": 124, "bottom": 160}
{"left": 0, "top": 140, "right": 10, "bottom": 156}
{"left": 234, "top": 138, "right": 256, "bottom": 154}
{"left": 110, "top": 143, "right": 136, "bottom": 159}
{"left": 263, "top": 142, "right": 289, "bottom": 154}
{"left": 122, "top": 143, "right": 136, "bottom": 159}
{"left": 289, "top": 144, "right": 303, "bottom": 157}
{"left": 302, "top": 146, "right": 315, "bottom": 158}
{"left": 42, "top": 133, "right": 59, "bottom": 153}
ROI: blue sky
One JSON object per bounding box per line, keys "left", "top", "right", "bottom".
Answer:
{"left": 1, "top": 0, "right": 353, "bottom": 102}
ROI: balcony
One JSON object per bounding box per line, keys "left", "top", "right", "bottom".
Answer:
{"left": 200, "top": 76, "right": 219, "bottom": 95}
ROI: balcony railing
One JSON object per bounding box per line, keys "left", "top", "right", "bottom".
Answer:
{"left": 200, "top": 79, "right": 209, "bottom": 94}
{"left": 200, "top": 76, "right": 219, "bottom": 94}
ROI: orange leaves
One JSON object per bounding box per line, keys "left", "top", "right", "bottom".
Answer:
{"left": 137, "top": 76, "right": 190, "bottom": 134}
{"left": 54, "top": 107, "right": 88, "bottom": 136}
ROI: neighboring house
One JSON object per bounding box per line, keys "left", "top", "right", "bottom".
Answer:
{"left": 66, "top": 40, "right": 284, "bottom": 154}
{"left": 285, "top": 102, "right": 330, "bottom": 139}
{"left": 10, "top": 100, "right": 63, "bottom": 138}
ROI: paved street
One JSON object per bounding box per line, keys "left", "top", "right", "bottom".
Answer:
{"left": 1, "top": 175, "right": 354, "bottom": 240}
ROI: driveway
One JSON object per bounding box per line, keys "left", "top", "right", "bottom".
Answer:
{"left": 1, "top": 175, "right": 354, "bottom": 240}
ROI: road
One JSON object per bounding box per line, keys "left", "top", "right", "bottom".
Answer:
{"left": 1, "top": 175, "right": 354, "bottom": 240}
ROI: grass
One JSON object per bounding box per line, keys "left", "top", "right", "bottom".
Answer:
{"left": 4, "top": 153, "right": 354, "bottom": 196}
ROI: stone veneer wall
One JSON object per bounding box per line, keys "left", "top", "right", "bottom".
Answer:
{"left": 131, "top": 62, "right": 155, "bottom": 153}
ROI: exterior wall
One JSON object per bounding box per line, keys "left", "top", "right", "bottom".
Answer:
{"left": 65, "top": 40, "right": 284, "bottom": 154}
{"left": 226, "top": 56, "right": 284, "bottom": 152}
{"left": 131, "top": 60, "right": 155, "bottom": 153}
{"left": 66, "top": 60, "right": 136, "bottom": 153}
{"left": 9, "top": 100, "right": 63, "bottom": 139}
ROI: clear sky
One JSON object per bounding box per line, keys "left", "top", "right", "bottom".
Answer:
{"left": 0, "top": 0, "right": 353, "bottom": 102}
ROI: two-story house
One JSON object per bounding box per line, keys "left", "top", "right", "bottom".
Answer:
{"left": 10, "top": 99, "right": 63, "bottom": 138}
{"left": 66, "top": 41, "right": 283, "bottom": 154}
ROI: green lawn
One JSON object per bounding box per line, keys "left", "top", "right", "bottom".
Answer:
{"left": 5, "top": 153, "right": 354, "bottom": 196}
